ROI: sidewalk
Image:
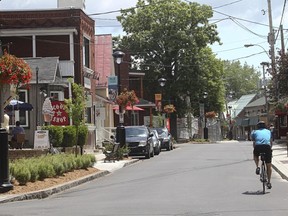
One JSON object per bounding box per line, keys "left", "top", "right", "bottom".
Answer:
{"left": 272, "top": 139, "right": 288, "bottom": 181}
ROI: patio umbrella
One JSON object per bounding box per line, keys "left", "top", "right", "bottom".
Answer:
{"left": 5, "top": 99, "right": 33, "bottom": 111}
{"left": 112, "top": 105, "right": 144, "bottom": 111}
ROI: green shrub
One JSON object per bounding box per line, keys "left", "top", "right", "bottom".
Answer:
{"left": 10, "top": 153, "right": 96, "bottom": 184}
{"left": 62, "top": 126, "right": 77, "bottom": 147}
{"left": 63, "top": 154, "right": 76, "bottom": 171}
{"left": 38, "top": 162, "right": 56, "bottom": 180}
{"left": 75, "top": 157, "right": 83, "bottom": 169}
{"left": 50, "top": 157, "right": 65, "bottom": 176}
{"left": 14, "top": 165, "right": 31, "bottom": 185}
{"left": 27, "top": 161, "right": 39, "bottom": 182}
{"left": 42, "top": 125, "right": 64, "bottom": 147}
{"left": 81, "top": 156, "right": 93, "bottom": 169}
{"left": 77, "top": 125, "right": 88, "bottom": 147}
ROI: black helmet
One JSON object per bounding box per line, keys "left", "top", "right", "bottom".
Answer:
{"left": 257, "top": 121, "right": 266, "bottom": 128}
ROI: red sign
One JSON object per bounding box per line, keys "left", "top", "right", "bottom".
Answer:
{"left": 166, "top": 118, "right": 170, "bottom": 132}
{"left": 51, "top": 101, "right": 69, "bottom": 126}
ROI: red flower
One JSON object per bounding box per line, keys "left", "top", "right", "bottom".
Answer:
{"left": 116, "top": 88, "right": 139, "bottom": 108}
{"left": 0, "top": 52, "right": 32, "bottom": 87}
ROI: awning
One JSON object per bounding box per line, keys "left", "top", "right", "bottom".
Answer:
{"left": 112, "top": 105, "right": 144, "bottom": 111}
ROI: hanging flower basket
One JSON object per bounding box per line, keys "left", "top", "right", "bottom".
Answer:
{"left": 205, "top": 111, "right": 217, "bottom": 119}
{"left": 116, "top": 88, "right": 139, "bottom": 108}
{"left": 0, "top": 52, "right": 32, "bottom": 87}
{"left": 163, "top": 104, "right": 176, "bottom": 114}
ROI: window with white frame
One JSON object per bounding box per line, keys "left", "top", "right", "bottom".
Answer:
{"left": 83, "top": 37, "right": 90, "bottom": 68}
{"left": 131, "top": 112, "right": 139, "bottom": 125}
{"left": 50, "top": 91, "right": 64, "bottom": 101}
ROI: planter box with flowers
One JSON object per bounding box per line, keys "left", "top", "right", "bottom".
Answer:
{"left": 116, "top": 88, "right": 139, "bottom": 109}
{"left": 164, "top": 104, "right": 176, "bottom": 114}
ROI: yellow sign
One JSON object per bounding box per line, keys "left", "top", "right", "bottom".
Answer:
{"left": 155, "top": 94, "right": 162, "bottom": 100}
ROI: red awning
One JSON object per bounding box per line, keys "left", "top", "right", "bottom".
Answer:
{"left": 112, "top": 105, "right": 144, "bottom": 111}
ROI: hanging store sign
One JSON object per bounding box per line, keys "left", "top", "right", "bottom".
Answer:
{"left": 51, "top": 101, "right": 69, "bottom": 126}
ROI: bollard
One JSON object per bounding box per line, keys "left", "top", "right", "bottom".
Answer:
{"left": 203, "top": 127, "right": 208, "bottom": 140}
{"left": 116, "top": 125, "right": 126, "bottom": 148}
{"left": 0, "top": 129, "right": 13, "bottom": 193}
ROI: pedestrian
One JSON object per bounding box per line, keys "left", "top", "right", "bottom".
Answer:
{"left": 270, "top": 123, "right": 275, "bottom": 141}
{"left": 11, "top": 121, "right": 25, "bottom": 149}
{"left": 1, "top": 109, "right": 10, "bottom": 132}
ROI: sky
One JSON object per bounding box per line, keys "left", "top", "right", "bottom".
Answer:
{"left": 0, "top": 0, "right": 286, "bottom": 72}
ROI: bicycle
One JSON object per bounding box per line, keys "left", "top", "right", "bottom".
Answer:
{"left": 259, "top": 153, "right": 268, "bottom": 194}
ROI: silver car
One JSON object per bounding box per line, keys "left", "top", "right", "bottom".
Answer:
{"left": 151, "top": 129, "right": 161, "bottom": 155}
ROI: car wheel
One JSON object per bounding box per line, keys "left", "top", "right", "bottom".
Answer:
{"left": 166, "top": 144, "right": 171, "bottom": 151}
{"left": 151, "top": 147, "right": 155, "bottom": 157}
{"left": 156, "top": 146, "right": 160, "bottom": 155}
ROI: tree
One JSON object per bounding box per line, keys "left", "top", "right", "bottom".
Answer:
{"left": 64, "top": 80, "right": 86, "bottom": 155}
{"left": 276, "top": 51, "right": 288, "bottom": 100}
{"left": 116, "top": 0, "right": 224, "bottom": 119}
{"left": 222, "top": 60, "right": 260, "bottom": 100}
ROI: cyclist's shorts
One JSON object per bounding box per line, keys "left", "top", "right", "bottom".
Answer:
{"left": 253, "top": 144, "right": 272, "bottom": 163}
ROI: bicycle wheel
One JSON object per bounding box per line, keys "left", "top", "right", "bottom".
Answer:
{"left": 261, "top": 163, "right": 266, "bottom": 194}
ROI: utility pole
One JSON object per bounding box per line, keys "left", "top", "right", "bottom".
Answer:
{"left": 280, "top": 25, "right": 285, "bottom": 57}
{"left": 261, "top": 62, "right": 269, "bottom": 124}
{"left": 267, "top": 0, "right": 277, "bottom": 100}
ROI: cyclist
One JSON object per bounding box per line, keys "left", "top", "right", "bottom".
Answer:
{"left": 251, "top": 121, "right": 273, "bottom": 189}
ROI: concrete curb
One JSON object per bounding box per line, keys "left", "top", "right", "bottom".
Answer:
{"left": 0, "top": 170, "right": 109, "bottom": 204}
{"left": 0, "top": 157, "right": 140, "bottom": 204}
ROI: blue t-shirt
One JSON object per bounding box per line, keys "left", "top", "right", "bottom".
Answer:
{"left": 251, "top": 128, "right": 271, "bottom": 145}
{"left": 12, "top": 126, "right": 25, "bottom": 139}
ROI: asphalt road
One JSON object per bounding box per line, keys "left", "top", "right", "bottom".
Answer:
{"left": 1, "top": 141, "right": 288, "bottom": 216}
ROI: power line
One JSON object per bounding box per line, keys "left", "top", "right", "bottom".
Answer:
{"left": 275, "top": 0, "right": 287, "bottom": 42}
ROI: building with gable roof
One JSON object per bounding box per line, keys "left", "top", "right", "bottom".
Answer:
{"left": 0, "top": 5, "right": 97, "bottom": 148}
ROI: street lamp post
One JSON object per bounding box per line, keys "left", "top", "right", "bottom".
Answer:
{"left": 244, "top": 43, "right": 277, "bottom": 100}
{"left": 203, "top": 92, "right": 208, "bottom": 140}
{"left": 158, "top": 78, "right": 166, "bottom": 127}
{"left": 112, "top": 51, "right": 126, "bottom": 147}
{"left": 228, "top": 105, "right": 233, "bottom": 140}
{"left": 260, "top": 61, "right": 270, "bottom": 124}
{"left": 36, "top": 66, "right": 39, "bottom": 128}
{"left": 244, "top": 44, "right": 270, "bottom": 58}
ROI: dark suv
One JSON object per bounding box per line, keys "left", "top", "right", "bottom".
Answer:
{"left": 125, "top": 126, "right": 154, "bottom": 159}
{"left": 154, "top": 127, "right": 173, "bottom": 151}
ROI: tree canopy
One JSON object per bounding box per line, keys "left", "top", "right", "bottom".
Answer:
{"left": 116, "top": 0, "right": 224, "bottom": 117}
{"left": 222, "top": 61, "right": 260, "bottom": 100}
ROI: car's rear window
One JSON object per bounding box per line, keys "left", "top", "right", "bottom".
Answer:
{"left": 126, "top": 127, "right": 148, "bottom": 137}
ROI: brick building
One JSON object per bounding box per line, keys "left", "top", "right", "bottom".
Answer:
{"left": 0, "top": 7, "right": 96, "bottom": 147}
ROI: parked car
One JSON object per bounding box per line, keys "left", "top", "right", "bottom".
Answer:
{"left": 154, "top": 127, "right": 173, "bottom": 151}
{"left": 151, "top": 129, "right": 161, "bottom": 155}
{"left": 125, "top": 126, "right": 154, "bottom": 159}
